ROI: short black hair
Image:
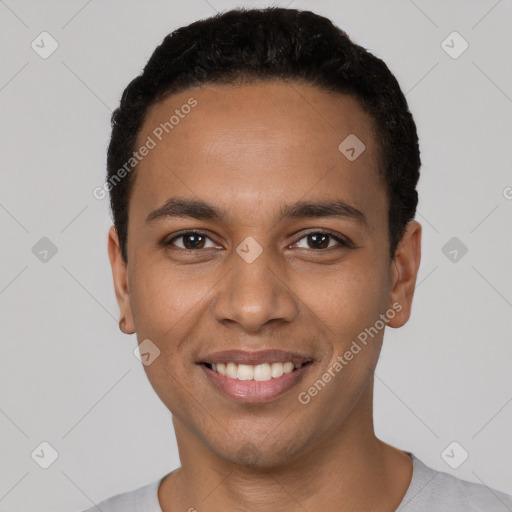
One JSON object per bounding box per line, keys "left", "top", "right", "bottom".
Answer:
{"left": 106, "top": 7, "right": 420, "bottom": 262}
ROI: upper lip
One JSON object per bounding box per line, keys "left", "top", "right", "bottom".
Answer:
{"left": 199, "top": 349, "right": 313, "bottom": 366}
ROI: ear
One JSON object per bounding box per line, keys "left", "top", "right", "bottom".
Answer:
{"left": 108, "top": 226, "right": 135, "bottom": 334}
{"left": 387, "top": 221, "right": 422, "bottom": 328}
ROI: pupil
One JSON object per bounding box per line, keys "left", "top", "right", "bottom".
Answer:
{"left": 309, "top": 233, "right": 329, "bottom": 249}
{"left": 184, "top": 234, "right": 205, "bottom": 249}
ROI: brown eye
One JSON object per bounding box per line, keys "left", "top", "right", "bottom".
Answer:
{"left": 167, "top": 232, "right": 217, "bottom": 250}
{"left": 294, "top": 231, "right": 348, "bottom": 250}
{"left": 307, "top": 233, "right": 330, "bottom": 249}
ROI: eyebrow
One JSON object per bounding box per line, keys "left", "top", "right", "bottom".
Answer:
{"left": 145, "top": 197, "right": 368, "bottom": 228}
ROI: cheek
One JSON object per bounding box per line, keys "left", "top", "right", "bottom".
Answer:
{"left": 297, "top": 268, "right": 387, "bottom": 419}
{"left": 300, "top": 258, "right": 389, "bottom": 341}
{"left": 129, "top": 258, "right": 209, "bottom": 337}
{"left": 141, "top": 357, "right": 201, "bottom": 431}
{"left": 130, "top": 263, "right": 208, "bottom": 414}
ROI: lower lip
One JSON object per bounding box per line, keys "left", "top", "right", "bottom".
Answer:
{"left": 199, "top": 362, "right": 313, "bottom": 403}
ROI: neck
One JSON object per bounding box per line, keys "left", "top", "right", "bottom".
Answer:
{"left": 159, "top": 385, "right": 413, "bottom": 512}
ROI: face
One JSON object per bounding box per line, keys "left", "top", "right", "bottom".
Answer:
{"left": 109, "top": 81, "right": 421, "bottom": 468}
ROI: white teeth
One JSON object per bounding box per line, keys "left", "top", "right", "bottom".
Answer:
{"left": 283, "top": 362, "right": 294, "bottom": 373}
{"left": 271, "top": 362, "right": 284, "bottom": 378}
{"left": 226, "top": 362, "right": 237, "bottom": 379}
{"left": 237, "top": 364, "right": 254, "bottom": 380}
{"left": 254, "top": 363, "right": 272, "bottom": 381}
{"left": 208, "top": 361, "right": 305, "bottom": 381}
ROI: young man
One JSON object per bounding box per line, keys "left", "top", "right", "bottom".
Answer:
{"left": 85, "top": 7, "right": 512, "bottom": 512}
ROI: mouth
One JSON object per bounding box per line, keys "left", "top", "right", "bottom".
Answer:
{"left": 197, "top": 350, "right": 314, "bottom": 403}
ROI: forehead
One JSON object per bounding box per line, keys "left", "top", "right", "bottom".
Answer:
{"left": 131, "top": 81, "right": 385, "bottom": 224}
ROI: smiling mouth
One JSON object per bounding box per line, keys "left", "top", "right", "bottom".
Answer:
{"left": 203, "top": 361, "right": 311, "bottom": 381}
{"left": 197, "top": 348, "right": 314, "bottom": 402}
{"left": 199, "top": 359, "right": 314, "bottom": 403}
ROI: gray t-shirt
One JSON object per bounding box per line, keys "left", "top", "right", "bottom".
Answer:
{"left": 81, "top": 453, "right": 512, "bottom": 511}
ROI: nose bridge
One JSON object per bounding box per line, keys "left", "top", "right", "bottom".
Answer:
{"left": 212, "top": 243, "right": 298, "bottom": 331}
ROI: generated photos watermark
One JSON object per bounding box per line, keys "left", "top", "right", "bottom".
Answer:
{"left": 92, "top": 97, "right": 198, "bottom": 200}
{"left": 298, "top": 301, "right": 403, "bottom": 405}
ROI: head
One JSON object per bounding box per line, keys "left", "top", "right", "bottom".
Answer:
{"left": 107, "top": 7, "right": 421, "bottom": 468}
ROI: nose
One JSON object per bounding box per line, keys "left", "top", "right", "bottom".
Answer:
{"left": 211, "top": 248, "right": 298, "bottom": 333}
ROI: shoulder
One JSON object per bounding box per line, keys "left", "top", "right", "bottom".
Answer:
{"left": 398, "top": 454, "right": 512, "bottom": 511}
{"left": 78, "top": 476, "right": 164, "bottom": 512}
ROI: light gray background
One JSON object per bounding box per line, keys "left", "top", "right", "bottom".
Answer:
{"left": 1, "top": 0, "right": 511, "bottom": 510}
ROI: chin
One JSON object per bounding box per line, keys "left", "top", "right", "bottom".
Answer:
{"left": 233, "top": 441, "right": 268, "bottom": 466}
{"left": 214, "top": 436, "right": 305, "bottom": 469}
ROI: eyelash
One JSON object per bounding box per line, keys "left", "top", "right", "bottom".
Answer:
{"left": 164, "top": 230, "right": 351, "bottom": 251}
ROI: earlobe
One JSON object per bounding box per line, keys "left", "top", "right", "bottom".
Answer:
{"left": 108, "top": 226, "right": 136, "bottom": 334}
{"left": 119, "top": 317, "right": 134, "bottom": 335}
{"left": 387, "top": 221, "right": 422, "bottom": 329}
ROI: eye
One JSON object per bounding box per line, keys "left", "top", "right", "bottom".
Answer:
{"left": 164, "top": 230, "right": 350, "bottom": 252}
{"left": 166, "top": 231, "right": 219, "bottom": 250}
{"left": 293, "top": 231, "right": 348, "bottom": 250}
